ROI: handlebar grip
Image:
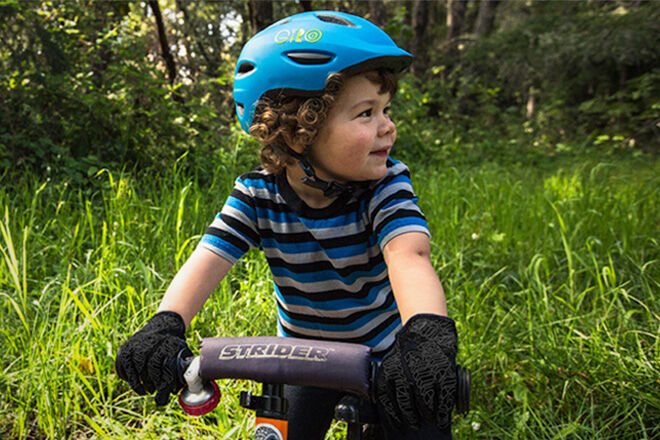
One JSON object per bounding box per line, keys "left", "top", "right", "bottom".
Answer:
{"left": 199, "top": 336, "right": 373, "bottom": 399}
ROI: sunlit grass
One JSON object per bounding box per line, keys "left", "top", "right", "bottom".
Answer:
{"left": 0, "top": 155, "right": 658, "bottom": 439}
{"left": 416, "top": 160, "right": 659, "bottom": 439}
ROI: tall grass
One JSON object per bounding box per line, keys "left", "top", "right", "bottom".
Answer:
{"left": 416, "top": 160, "right": 659, "bottom": 439}
{"left": 0, "top": 155, "right": 658, "bottom": 439}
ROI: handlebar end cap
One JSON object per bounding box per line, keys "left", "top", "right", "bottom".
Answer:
{"left": 179, "top": 381, "right": 221, "bottom": 416}
{"left": 455, "top": 364, "right": 471, "bottom": 415}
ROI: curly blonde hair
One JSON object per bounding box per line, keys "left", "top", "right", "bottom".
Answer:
{"left": 249, "top": 69, "right": 399, "bottom": 174}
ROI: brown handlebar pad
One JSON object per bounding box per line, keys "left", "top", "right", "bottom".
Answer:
{"left": 199, "top": 336, "right": 372, "bottom": 398}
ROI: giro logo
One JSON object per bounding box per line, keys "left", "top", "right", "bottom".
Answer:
{"left": 218, "top": 343, "right": 333, "bottom": 362}
{"left": 275, "top": 28, "right": 322, "bottom": 44}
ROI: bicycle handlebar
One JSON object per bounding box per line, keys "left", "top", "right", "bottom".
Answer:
{"left": 199, "top": 336, "right": 374, "bottom": 399}
{"left": 178, "top": 336, "right": 470, "bottom": 417}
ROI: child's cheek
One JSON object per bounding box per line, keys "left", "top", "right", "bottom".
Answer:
{"left": 338, "top": 130, "right": 369, "bottom": 156}
{"left": 356, "top": 128, "right": 376, "bottom": 147}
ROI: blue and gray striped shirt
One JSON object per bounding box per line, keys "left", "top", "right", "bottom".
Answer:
{"left": 199, "top": 159, "right": 429, "bottom": 354}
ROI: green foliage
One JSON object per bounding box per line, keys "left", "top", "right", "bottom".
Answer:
{"left": 391, "top": 1, "right": 659, "bottom": 166}
{"left": 416, "top": 159, "right": 660, "bottom": 439}
{"left": 579, "top": 69, "right": 660, "bottom": 151}
{"left": 0, "top": 156, "right": 658, "bottom": 439}
{"left": 2, "top": 1, "right": 658, "bottom": 184}
{"left": 0, "top": 2, "right": 657, "bottom": 439}
{"left": 1, "top": 3, "right": 658, "bottom": 438}
{"left": 0, "top": 1, "right": 238, "bottom": 184}
{"left": 392, "top": 72, "right": 554, "bottom": 168}
{"left": 383, "top": 3, "right": 414, "bottom": 46}
{"left": 449, "top": 2, "right": 660, "bottom": 152}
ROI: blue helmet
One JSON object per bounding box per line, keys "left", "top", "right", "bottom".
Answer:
{"left": 233, "top": 10, "right": 412, "bottom": 133}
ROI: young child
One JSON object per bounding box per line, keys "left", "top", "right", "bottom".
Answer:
{"left": 116, "top": 11, "right": 458, "bottom": 440}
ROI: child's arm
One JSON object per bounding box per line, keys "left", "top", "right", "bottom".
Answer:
{"left": 382, "top": 231, "right": 447, "bottom": 323}
{"left": 378, "top": 231, "right": 457, "bottom": 431}
{"left": 157, "top": 247, "right": 234, "bottom": 327}
{"left": 115, "top": 247, "right": 232, "bottom": 405}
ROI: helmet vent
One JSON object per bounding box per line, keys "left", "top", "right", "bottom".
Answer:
{"left": 286, "top": 51, "right": 334, "bottom": 65}
{"left": 236, "top": 103, "right": 244, "bottom": 117}
{"left": 315, "top": 13, "right": 356, "bottom": 27}
{"left": 237, "top": 62, "right": 255, "bottom": 74}
{"left": 236, "top": 62, "right": 255, "bottom": 79}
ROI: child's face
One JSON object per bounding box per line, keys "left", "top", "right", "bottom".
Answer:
{"left": 306, "top": 73, "right": 396, "bottom": 184}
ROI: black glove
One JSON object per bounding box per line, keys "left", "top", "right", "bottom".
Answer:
{"left": 115, "top": 311, "right": 191, "bottom": 406}
{"left": 375, "top": 314, "right": 458, "bottom": 432}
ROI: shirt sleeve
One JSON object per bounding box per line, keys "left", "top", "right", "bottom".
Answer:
{"left": 368, "top": 160, "right": 430, "bottom": 250}
{"left": 198, "top": 176, "right": 261, "bottom": 264}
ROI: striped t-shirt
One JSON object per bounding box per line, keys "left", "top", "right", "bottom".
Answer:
{"left": 199, "top": 158, "right": 429, "bottom": 354}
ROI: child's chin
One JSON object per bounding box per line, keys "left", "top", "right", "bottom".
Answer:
{"left": 370, "top": 167, "right": 388, "bottom": 181}
{"left": 351, "top": 164, "right": 388, "bottom": 182}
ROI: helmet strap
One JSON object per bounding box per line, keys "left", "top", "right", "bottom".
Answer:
{"left": 284, "top": 148, "right": 351, "bottom": 199}
{"left": 297, "top": 157, "right": 352, "bottom": 199}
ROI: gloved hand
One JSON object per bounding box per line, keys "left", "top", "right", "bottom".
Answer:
{"left": 115, "top": 311, "right": 192, "bottom": 406}
{"left": 375, "top": 314, "right": 458, "bottom": 432}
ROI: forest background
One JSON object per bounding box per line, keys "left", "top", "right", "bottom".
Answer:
{"left": 0, "top": 1, "right": 658, "bottom": 439}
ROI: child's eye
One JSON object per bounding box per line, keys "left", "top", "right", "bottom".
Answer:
{"left": 384, "top": 106, "right": 392, "bottom": 116}
{"left": 358, "top": 109, "right": 372, "bottom": 118}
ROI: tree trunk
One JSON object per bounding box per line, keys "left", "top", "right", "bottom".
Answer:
{"left": 176, "top": 1, "right": 218, "bottom": 76}
{"left": 90, "top": 3, "right": 128, "bottom": 86}
{"left": 239, "top": 1, "right": 252, "bottom": 45}
{"left": 526, "top": 87, "right": 536, "bottom": 119}
{"left": 300, "top": 1, "right": 313, "bottom": 12}
{"left": 250, "top": 0, "right": 273, "bottom": 33}
{"left": 446, "top": 0, "right": 468, "bottom": 54}
{"left": 474, "top": 0, "right": 500, "bottom": 38}
{"left": 34, "top": 22, "right": 69, "bottom": 74}
{"left": 148, "top": 0, "right": 178, "bottom": 89}
{"left": 411, "top": 0, "right": 430, "bottom": 77}
{"left": 399, "top": 0, "right": 415, "bottom": 52}
{"left": 368, "top": 0, "right": 386, "bottom": 29}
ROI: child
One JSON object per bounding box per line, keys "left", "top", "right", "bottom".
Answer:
{"left": 116, "top": 11, "right": 458, "bottom": 440}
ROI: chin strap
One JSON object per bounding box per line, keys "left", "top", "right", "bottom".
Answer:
{"left": 296, "top": 157, "right": 354, "bottom": 198}
{"left": 287, "top": 149, "right": 368, "bottom": 199}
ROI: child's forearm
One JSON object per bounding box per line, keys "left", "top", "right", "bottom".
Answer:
{"left": 389, "top": 253, "right": 448, "bottom": 323}
{"left": 157, "top": 247, "right": 233, "bottom": 327}
{"left": 383, "top": 232, "right": 448, "bottom": 324}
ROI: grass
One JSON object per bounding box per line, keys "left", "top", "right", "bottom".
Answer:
{"left": 0, "top": 153, "right": 658, "bottom": 439}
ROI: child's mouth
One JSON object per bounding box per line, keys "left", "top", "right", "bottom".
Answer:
{"left": 370, "top": 147, "right": 390, "bottom": 157}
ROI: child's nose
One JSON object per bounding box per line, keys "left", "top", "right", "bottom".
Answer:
{"left": 378, "top": 114, "right": 395, "bottom": 137}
